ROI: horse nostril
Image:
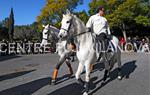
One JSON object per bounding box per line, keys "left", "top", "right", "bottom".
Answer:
{"left": 59, "top": 35, "right": 62, "bottom": 38}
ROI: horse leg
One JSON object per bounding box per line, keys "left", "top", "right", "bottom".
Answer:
{"left": 75, "top": 62, "right": 84, "bottom": 86}
{"left": 83, "top": 63, "right": 91, "bottom": 95}
{"left": 101, "top": 38, "right": 111, "bottom": 83}
{"left": 117, "top": 50, "right": 122, "bottom": 80}
{"left": 51, "top": 55, "right": 66, "bottom": 85}
{"left": 102, "top": 52, "right": 110, "bottom": 83}
{"left": 65, "top": 59, "right": 73, "bottom": 78}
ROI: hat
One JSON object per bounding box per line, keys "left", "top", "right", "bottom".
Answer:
{"left": 97, "top": 6, "right": 104, "bottom": 13}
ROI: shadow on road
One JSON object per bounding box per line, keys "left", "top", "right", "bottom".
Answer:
{"left": 91, "top": 62, "right": 105, "bottom": 73}
{"left": 53, "top": 62, "right": 104, "bottom": 85}
{"left": 48, "top": 77, "right": 98, "bottom": 95}
{"left": 48, "top": 83, "right": 84, "bottom": 95}
{"left": 0, "top": 55, "right": 21, "bottom": 62}
{"left": 53, "top": 74, "right": 75, "bottom": 85}
{"left": 90, "top": 60, "right": 137, "bottom": 95}
{"left": 121, "top": 60, "right": 137, "bottom": 79}
{"left": 0, "top": 77, "right": 50, "bottom": 95}
{"left": 0, "top": 69, "right": 36, "bottom": 82}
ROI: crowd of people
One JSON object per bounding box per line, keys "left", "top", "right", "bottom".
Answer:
{"left": 119, "top": 36, "right": 150, "bottom": 53}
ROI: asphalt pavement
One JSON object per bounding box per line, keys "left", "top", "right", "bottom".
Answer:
{"left": 0, "top": 53, "right": 149, "bottom": 95}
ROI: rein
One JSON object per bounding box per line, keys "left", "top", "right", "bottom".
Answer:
{"left": 72, "top": 31, "right": 89, "bottom": 37}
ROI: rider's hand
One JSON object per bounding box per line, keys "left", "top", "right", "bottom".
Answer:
{"left": 86, "top": 27, "right": 91, "bottom": 32}
{"left": 107, "top": 35, "right": 112, "bottom": 40}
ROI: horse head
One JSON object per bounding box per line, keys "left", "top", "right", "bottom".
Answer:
{"left": 42, "top": 24, "right": 50, "bottom": 34}
{"left": 58, "top": 10, "right": 75, "bottom": 38}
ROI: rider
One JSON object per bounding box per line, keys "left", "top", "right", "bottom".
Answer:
{"left": 67, "top": 36, "right": 76, "bottom": 51}
{"left": 66, "top": 36, "right": 76, "bottom": 62}
{"left": 86, "top": 6, "right": 111, "bottom": 62}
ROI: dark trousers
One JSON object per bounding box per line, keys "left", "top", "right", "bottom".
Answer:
{"left": 97, "top": 33, "right": 110, "bottom": 70}
{"left": 96, "top": 33, "right": 109, "bottom": 52}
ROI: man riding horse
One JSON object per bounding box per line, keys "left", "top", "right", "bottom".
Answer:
{"left": 58, "top": 9, "right": 122, "bottom": 95}
{"left": 85, "top": 6, "right": 114, "bottom": 82}
{"left": 86, "top": 6, "right": 111, "bottom": 66}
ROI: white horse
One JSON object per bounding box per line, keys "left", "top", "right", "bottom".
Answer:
{"left": 40, "top": 24, "right": 75, "bottom": 85}
{"left": 40, "top": 24, "right": 59, "bottom": 48}
{"left": 58, "top": 10, "right": 122, "bottom": 95}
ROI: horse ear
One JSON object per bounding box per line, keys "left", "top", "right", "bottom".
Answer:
{"left": 42, "top": 24, "right": 45, "bottom": 28}
{"left": 66, "top": 9, "right": 71, "bottom": 14}
{"left": 63, "top": 14, "right": 65, "bottom": 17}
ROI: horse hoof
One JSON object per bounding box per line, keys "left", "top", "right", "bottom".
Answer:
{"left": 50, "top": 80, "right": 56, "bottom": 85}
{"left": 117, "top": 76, "right": 122, "bottom": 80}
{"left": 83, "top": 92, "right": 88, "bottom": 95}
{"left": 68, "top": 73, "right": 73, "bottom": 78}
{"left": 101, "top": 81, "right": 106, "bottom": 86}
{"left": 77, "top": 78, "right": 84, "bottom": 86}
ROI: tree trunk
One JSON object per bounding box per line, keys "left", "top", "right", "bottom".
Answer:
{"left": 123, "top": 30, "right": 127, "bottom": 42}
{"left": 121, "top": 23, "right": 127, "bottom": 42}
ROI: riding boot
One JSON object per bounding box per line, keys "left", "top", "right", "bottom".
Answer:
{"left": 51, "top": 69, "right": 58, "bottom": 84}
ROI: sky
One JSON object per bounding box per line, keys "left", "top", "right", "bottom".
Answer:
{"left": 0, "top": 0, "right": 91, "bottom": 25}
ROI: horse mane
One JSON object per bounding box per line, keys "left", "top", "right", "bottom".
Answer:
{"left": 71, "top": 14, "right": 95, "bottom": 44}
{"left": 72, "top": 15, "right": 86, "bottom": 33}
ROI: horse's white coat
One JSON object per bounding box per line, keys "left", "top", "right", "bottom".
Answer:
{"left": 58, "top": 12, "right": 121, "bottom": 92}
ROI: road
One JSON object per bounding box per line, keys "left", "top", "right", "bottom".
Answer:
{"left": 0, "top": 53, "right": 149, "bottom": 95}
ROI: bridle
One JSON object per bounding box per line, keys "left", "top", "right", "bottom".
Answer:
{"left": 60, "top": 19, "right": 72, "bottom": 33}
{"left": 42, "top": 26, "right": 50, "bottom": 41}
{"left": 60, "top": 18, "right": 88, "bottom": 38}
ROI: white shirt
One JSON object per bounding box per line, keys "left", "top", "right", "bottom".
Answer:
{"left": 86, "top": 13, "right": 111, "bottom": 35}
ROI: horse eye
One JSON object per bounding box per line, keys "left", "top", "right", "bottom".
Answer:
{"left": 66, "top": 21, "right": 70, "bottom": 23}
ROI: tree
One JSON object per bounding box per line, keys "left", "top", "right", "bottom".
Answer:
{"left": 14, "top": 23, "right": 41, "bottom": 41}
{"left": 89, "top": 0, "right": 150, "bottom": 41}
{"left": 0, "top": 18, "right": 9, "bottom": 40}
{"left": 1, "top": 18, "right": 9, "bottom": 28}
{"left": 74, "top": 10, "right": 88, "bottom": 24}
{"left": 0, "top": 21, "right": 2, "bottom": 28}
{"left": 37, "top": 0, "right": 83, "bottom": 31}
{"left": 8, "top": 8, "right": 15, "bottom": 41}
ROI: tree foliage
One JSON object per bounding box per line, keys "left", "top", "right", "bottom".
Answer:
{"left": 0, "top": 18, "right": 9, "bottom": 40}
{"left": 74, "top": 10, "right": 88, "bottom": 24}
{"left": 14, "top": 22, "right": 40, "bottom": 40}
{"left": 8, "top": 8, "right": 15, "bottom": 41}
{"left": 37, "top": 0, "right": 83, "bottom": 31}
{"left": 89, "top": 0, "right": 150, "bottom": 39}
{"left": 0, "top": 26, "right": 9, "bottom": 40}
{"left": 1, "top": 18, "right": 9, "bottom": 28}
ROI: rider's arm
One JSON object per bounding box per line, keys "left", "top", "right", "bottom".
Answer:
{"left": 106, "top": 21, "right": 111, "bottom": 35}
